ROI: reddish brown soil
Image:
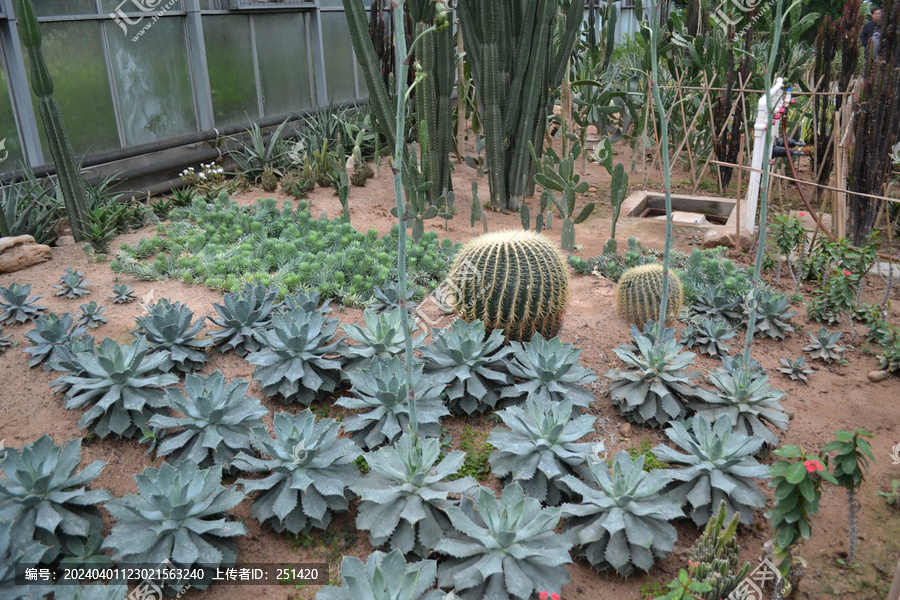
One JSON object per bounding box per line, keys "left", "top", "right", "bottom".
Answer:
{"left": 1, "top": 143, "right": 898, "bottom": 600}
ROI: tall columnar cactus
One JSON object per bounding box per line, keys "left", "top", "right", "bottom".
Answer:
{"left": 617, "top": 264, "right": 683, "bottom": 326}
{"left": 445, "top": 230, "right": 570, "bottom": 342}
{"left": 16, "top": 0, "right": 89, "bottom": 241}
{"left": 458, "top": 0, "right": 585, "bottom": 211}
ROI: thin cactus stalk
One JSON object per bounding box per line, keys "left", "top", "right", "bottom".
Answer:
{"left": 603, "top": 162, "right": 628, "bottom": 255}
{"left": 16, "top": 0, "right": 89, "bottom": 242}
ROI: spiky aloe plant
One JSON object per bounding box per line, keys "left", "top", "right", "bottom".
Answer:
{"left": 0, "top": 282, "right": 47, "bottom": 324}
{"left": 317, "top": 549, "right": 446, "bottom": 600}
{"left": 488, "top": 397, "right": 597, "bottom": 505}
{"left": 680, "top": 318, "right": 735, "bottom": 357}
{"left": 803, "top": 327, "right": 846, "bottom": 363}
{"left": 55, "top": 268, "right": 91, "bottom": 299}
{"left": 501, "top": 334, "right": 597, "bottom": 410}
{"left": 606, "top": 325, "right": 700, "bottom": 428}
{"left": 102, "top": 462, "right": 247, "bottom": 592}
{"left": 132, "top": 299, "right": 211, "bottom": 374}
{"left": 420, "top": 319, "right": 512, "bottom": 415}
{"left": 351, "top": 434, "right": 476, "bottom": 556}
{"left": 233, "top": 410, "right": 361, "bottom": 535}
{"left": 435, "top": 482, "right": 573, "bottom": 600}
{"left": 689, "top": 285, "right": 743, "bottom": 324}
{"left": 779, "top": 357, "right": 813, "bottom": 383}
{"left": 210, "top": 282, "right": 278, "bottom": 356}
{"left": 23, "top": 312, "right": 87, "bottom": 369}
{"left": 247, "top": 307, "right": 346, "bottom": 405}
{"left": 75, "top": 301, "right": 106, "bottom": 329}
{"left": 109, "top": 283, "right": 136, "bottom": 304}
{"left": 652, "top": 415, "right": 770, "bottom": 526}
{"left": 0, "top": 436, "right": 112, "bottom": 563}
{"left": 560, "top": 452, "right": 681, "bottom": 576}
{"left": 0, "top": 521, "right": 54, "bottom": 600}
{"left": 744, "top": 291, "right": 796, "bottom": 340}
{"left": 148, "top": 371, "right": 267, "bottom": 471}
{"left": 342, "top": 308, "right": 426, "bottom": 373}
{"left": 52, "top": 337, "right": 178, "bottom": 439}
{"left": 690, "top": 364, "right": 789, "bottom": 447}
{"left": 337, "top": 357, "right": 448, "bottom": 450}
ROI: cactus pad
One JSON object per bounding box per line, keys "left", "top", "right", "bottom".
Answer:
{"left": 445, "top": 230, "right": 570, "bottom": 342}
{"left": 616, "top": 264, "right": 683, "bottom": 325}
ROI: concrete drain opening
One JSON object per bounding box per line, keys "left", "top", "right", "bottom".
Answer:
{"left": 622, "top": 191, "right": 737, "bottom": 228}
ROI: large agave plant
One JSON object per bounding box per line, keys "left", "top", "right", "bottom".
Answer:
{"left": 606, "top": 325, "right": 700, "bottom": 427}
{"left": 652, "top": 415, "right": 770, "bottom": 526}
{"left": 560, "top": 452, "right": 682, "bottom": 576}
{"left": 336, "top": 356, "right": 449, "bottom": 450}
{"left": 501, "top": 334, "right": 597, "bottom": 410}
{"left": 210, "top": 282, "right": 278, "bottom": 356}
{"left": 103, "top": 461, "right": 247, "bottom": 592}
{"left": 689, "top": 285, "right": 742, "bottom": 324}
{"left": 132, "top": 299, "right": 211, "bottom": 374}
{"left": 23, "top": 312, "right": 87, "bottom": 369}
{"left": 247, "top": 307, "right": 346, "bottom": 405}
{"left": 0, "top": 521, "right": 54, "bottom": 600}
{"left": 680, "top": 318, "right": 735, "bottom": 357}
{"left": 233, "top": 410, "right": 361, "bottom": 535}
{"left": 488, "top": 397, "right": 598, "bottom": 505}
{"left": 52, "top": 337, "right": 178, "bottom": 439}
{"left": 420, "top": 319, "right": 512, "bottom": 415}
{"left": 351, "top": 434, "right": 476, "bottom": 556}
{"left": 690, "top": 363, "right": 789, "bottom": 447}
{"left": 342, "top": 308, "right": 426, "bottom": 372}
{"left": 435, "top": 482, "right": 573, "bottom": 600}
{"left": 46, "top": 333, "right": 95, "bottom": 394}
{"left": 0, "top": 436, "right": 112, "bottom": 564}
{"left": 317, "top": 549, "right": 445, "bottom": 600}
{"left": 148, "top": 371, "right": 267, "bottom": 471}
{"left": 744, "top": 290, "right": 795, "bottom": 340}
{"left": 0, "top": 282, "right": 47, "bottom": 324}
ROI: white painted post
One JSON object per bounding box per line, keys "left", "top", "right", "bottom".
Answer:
{"left": 743, "top": 77, "right": 788, "bottom": 232}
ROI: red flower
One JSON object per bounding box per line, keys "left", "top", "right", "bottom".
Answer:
{"left": 842, "top": 270, "right": 851, "bottom": 276}
{"left": 799, "top": 211, "right": 806, "bottom": 216}
{"left": 804, "top": 459, "right": 824, "bottom": 473}
{"left": 540, "top": 593, "right": 549, "bottom": 600}
{"left": 552, "top": 595, "right": 561, "bottom": 600}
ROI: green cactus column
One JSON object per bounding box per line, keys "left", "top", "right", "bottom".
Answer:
{"left": 16, "top": 0, "right": 89, "bottom": 242}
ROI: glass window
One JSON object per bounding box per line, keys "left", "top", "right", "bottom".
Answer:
{"left": 321, "top": 11, "right": 356, "bottom": 103}
{"left": 104, "top": 17, "right": 198, "bottom": 146}
{"left": 318, "top": 0, "right": 346, "bottom": 8}
{"left": 100, "top": 0, "right": 183, "bottom": 15}
{"left": 32, "top": 0, "right": 97, "bottom": 17}
{"left": 0, "top": 62, "right": 23, "bottom": 174}
{"left": 253, "top": 12, "right": 312, "bottom": 117}
{"left": 23, "top": 20, "right": 120, "bottom": 158}
{"left": 203, "top": 14, "right": 260, "bottom": 126}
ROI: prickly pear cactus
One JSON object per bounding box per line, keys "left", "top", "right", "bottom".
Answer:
{"left": 616, "top": 264, "right": 683, "bottom": 326}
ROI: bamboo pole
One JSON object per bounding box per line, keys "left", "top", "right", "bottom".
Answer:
{"left": 736, "top": 142, "right": 743, "bottom": 246}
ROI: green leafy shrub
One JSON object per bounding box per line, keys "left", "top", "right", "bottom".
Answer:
{"left": 337, "top": 356, "right": 448, "bottom": 450}
{"left": 561, "top": 452, "right": 681, "bottom": 576}
{"left": 0, "top": 436, "right": 111, "bottom": 563}
{"left": 53, "top": 337, "right": 178, "bottom": 439}
{"left": 0, "top": 171, "right": 60, "bottom": 246}
{"left": 351, "top": 434, "right": 475, "bottom": 556}
{"left": 488, "top": 397, "right": 597, "bottom": 505}
{"left": 421, "top": 319, "right": 512, "bottom": 415}
{"left": 502, "top": 334, "right": 597, "bottom": 410}
{"left": 234, "top": 410, "right": 361, "bottom": 535}
{"left": 55, "top": 268, "right": 91, "bottom": 299}
{"left": 652, "top": 415, "right": 769, "bottom": 525}
{"left": 436, "top": 483, "right": 572, "bottom": 600}
{"left": 317, "top": 549, "right": 445, "bottom": 600}
{"left": 0, "top": 282, "right": 47, "bottom": 324}
{"left": 342, "top": 308, "right": 425, "bottom": 372}
{"left": 148, "top": 371, "right": 267, "bottom": 471}
{"left": 103, "top": 462, "right": 247, "bottom": 592}
{"left": 23, "top": 312, "right": 87, "bottom": 369}
{"left": 132, "top": 299, "right": 211, "bottom": 374}
{"left": 821, "top": 428, "right": 875, "bottom": 564}
{"left": 247, "top": 307, "right": 346, "bottom": 405}
{"left": 676, "top": 248, "right": 752, "bottom": 307}
{"left": 210, "top": 282, "right": 278, "bottom": 356}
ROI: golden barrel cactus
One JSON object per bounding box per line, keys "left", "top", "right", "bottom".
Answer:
{"left": 616, "top": 263, "right": 683, "bottom": 325}
{"left": 444, "top": 230, "right": 570, "bottom": 342}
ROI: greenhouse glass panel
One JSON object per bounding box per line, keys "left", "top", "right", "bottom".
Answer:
{"left": 0, "top": 64, "right": 23, "bottom": 174}
{"left": 32, "top": 0, "right": 97, "bottom": 17}
{"left": 104, "top": 17, "right": 198, "bottom": 146}
{"left": 318, "top": 0, "right": 345, "bottom": 7}
{"left": 23, "top": 21, "right": 120, "bottom": 158}
{"left": 203, "top": 14, "right": 260, "bottom": 126}
{"left": 254, "top": 12, "right": 312, "bottom": 117}
{"left": 100, "top": 0, "right": 183, "bottom": 15}
{"left": 321, "top": 12, "right": 356, "bottom": 103}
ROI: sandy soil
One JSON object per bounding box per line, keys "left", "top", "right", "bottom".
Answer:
{"left": 1, "top": 141, "right": 899, "bottom": 600}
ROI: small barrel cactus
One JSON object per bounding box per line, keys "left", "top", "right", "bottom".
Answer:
{"left": 616, "top": 264, "right": 683, "bottom": 326}
{"left": 443, "top": 230, "right": 570, "bottom": 342}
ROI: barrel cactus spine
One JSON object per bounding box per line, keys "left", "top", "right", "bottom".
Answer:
{"left": 445, "top": 230, "right": 570, "bottom": 342}
{"left": 617, "top": 263, "right": 683, "bottom": 326}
